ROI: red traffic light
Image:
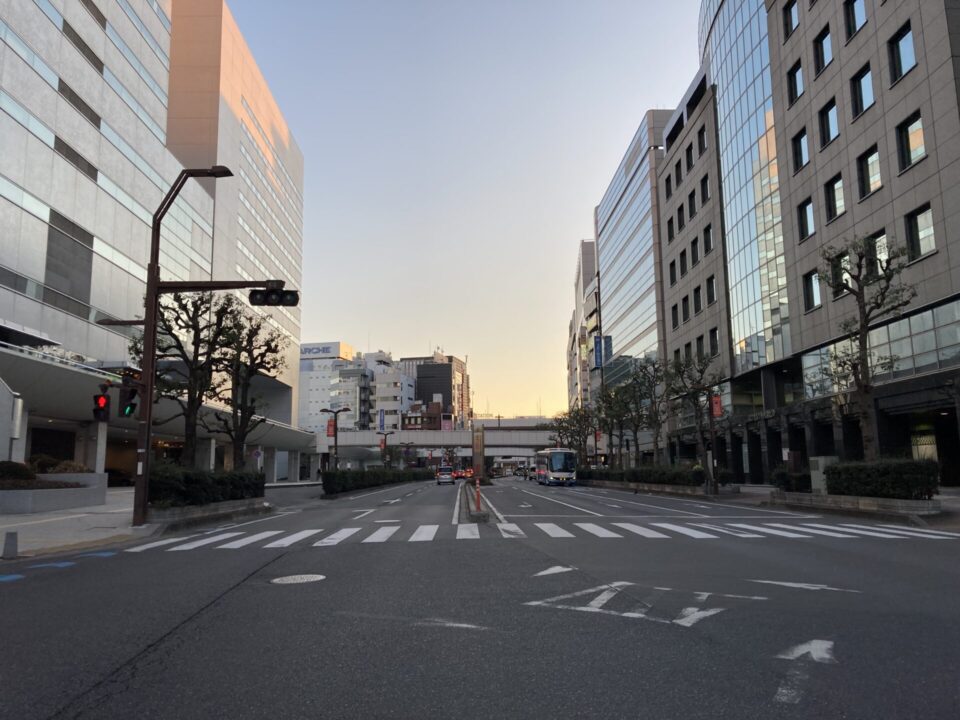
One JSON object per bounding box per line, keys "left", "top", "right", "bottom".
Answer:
{"left": 96, "top": 395, "right": 108, "bottom": 409}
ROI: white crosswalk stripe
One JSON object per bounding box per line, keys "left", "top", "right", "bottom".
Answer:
{"left": 217, "top": 531, "right": 284, "bottom": 549}
{"left": 409, "top": 525, "right": 439, "bottom": 542}
{"left": 690, "top": 523, "right": 763, "bottom": 538}
{"left": 611, "top": 523, "right": 670, "bottom": 538}
{"left": 535, "top": 523, "right": 575, "bottom": 538}
{"left": 314, "top": 528, "right": 361, "bottom": 546}
{"left": 575, "top": 523, "right": 622, "bottom": 538}
{"left": 727, "top": 523, "right": 812, "bottom": 539}
{"left": 126, "top": 535, "right": 200, "bottom": 552}
{"left": 363, "top": 526, "right": 401, "bottom": 543}
{"left": 803, "top": 523, "right": 906, "bottom": 539}
{"left": 842, "top": 523, "right": 954, "bottom": 539}
{"left": 765, "top": 523, "right": 855, "bottom": 538}
{"left": 498, "top": 523, "right": 526, "bottom": 539}
{"left": 168, "top": 532, "right": 245, "bottom": 551}
{"left": 877, "top": 524, "right": 960, "bottom": 538}
{"left": 650, "top": 523, "right": 717, "bottom": 539}
{"left": 456, "top": 523, "right": 479, "bottom": 539}
{"left": 264, "top": 530, "right": 324, "bottom": 548}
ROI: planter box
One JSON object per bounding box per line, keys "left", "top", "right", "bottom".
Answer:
{"left": 147, "top": 497, "right": 270, "bottom": 529}
{"left": 0, "top": 473, "right": 107, "bottom": 514}
{"left": 584, "top": 478, "right": 740, "bottom": 497}
{"left": 770, "top": 490, "right": 941, "bottom": 516}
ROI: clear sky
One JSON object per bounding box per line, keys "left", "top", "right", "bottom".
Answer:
{"left": 227, "top": 0, "right": 702, "bottom": 418}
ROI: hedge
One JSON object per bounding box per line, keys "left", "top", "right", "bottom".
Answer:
{"left": 322, "top": 469, "right": 434, "bottom": 495}
{"left": 0, "top": 461, "right": 35, "bottom": 481}
{"left": 824, "top": 459, "right": 939, "bottom": 500}
{"left": 576, "top": 466, "right": 704, "bottom": 486}
{"left": 149, "top": 462, "right": 265, "bottom": 507}
{"left": 771, "top": 465, "right": 812, "bottom": 493}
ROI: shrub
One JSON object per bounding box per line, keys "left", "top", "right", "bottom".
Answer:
{"left": 148, "top": 462, "right": 266, "bottom": 507}
{"left": 716, "top": 469, "right": 735, "bottom": 486}
{"left": 0, "top": 461, "right": 35, "bottom": 481}
{"left": 322, "top": 469, "right": 435, "bottom": 495}
{"left": 577, "top": 465, "right": 702, "bottom": 486}
{"left": 49, "top": 460, "right": 92, "bottom": 474}
{"left": 772, "top": 465, "right": 812, "bottom": 493}
{"left": 825, "top": 459, "right": 939, "bottom": 500}
{"left": 29, "top": 454, "right": 61, "bottom": 474}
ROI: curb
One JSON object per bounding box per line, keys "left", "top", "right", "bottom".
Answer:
{"left": 459, "top": 482, "right": 491, "bottom": 523}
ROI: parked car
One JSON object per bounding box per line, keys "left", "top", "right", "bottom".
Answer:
{"left": 436, "top": 466, "right": 455, "bottom": 485}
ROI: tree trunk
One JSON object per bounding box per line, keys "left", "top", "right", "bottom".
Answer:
{"left": 633, "top": 429, "right": 641, "bottom": 466}
{"left": 859, "top": 388, "right": 878, "bottom": 462}
{"left": 182, "top": 403, "right": 198, "bottom": 469}
{"left": 651, "top": 429, "right": 661, "bottom": 466}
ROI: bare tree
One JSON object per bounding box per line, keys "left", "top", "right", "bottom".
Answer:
{"left": 203, "top": 308, "right": 288, "bottom": 470}
{"left": 549, "top": 407, "right": 594, "bottom": 466}
{"left": 625, "top": 356, "right": 673, "bottom": 465}
{"left": 130, "top": 292, "right": 238, "bottom": 468}
{"left": 818, "top": 235, "right": 917, "bottom": 462}
{"left": 670, "top": 353, "right": 723, "bottom": 482}
{"left": 596, "top": 385, "right": 630, "bottom": 468}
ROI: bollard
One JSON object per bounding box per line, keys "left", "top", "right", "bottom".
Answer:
{"left": 2, "top": 531, "right": 18, "bottom": 560}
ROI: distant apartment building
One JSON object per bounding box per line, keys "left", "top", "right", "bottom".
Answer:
{"left": 401, "top": 352, "right": 472, "bottom": 428}
{"left": 365, "top": 350, "right": 415, "bottom": 432}
{"left": 567, "top": 240, "right": 595, "bottom": 410}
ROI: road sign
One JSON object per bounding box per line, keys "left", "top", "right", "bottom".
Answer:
{"left": 378, "top": 409, "right": 385, "bottom": 432}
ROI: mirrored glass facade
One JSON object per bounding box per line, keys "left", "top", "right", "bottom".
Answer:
{"left": 699, "top": 0, "right": 790, "bottom": 375}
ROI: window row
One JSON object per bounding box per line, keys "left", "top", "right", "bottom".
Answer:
{"left": 785, "top": 0, "right": 870, "bottom": 46}
{"left": 665, "top": 125, "right": 709, "bottom": 199}
{"left": 668, "top": 225, "right": 715, "bottom": 285}
{"left": 673, "top": 328, "right": 720, "bottom": 365}
{"left": 666, "top": 178, "right": 711, "bottom": 240}
{"left": 670, "top": 275, "right": 718, "bottom": 328}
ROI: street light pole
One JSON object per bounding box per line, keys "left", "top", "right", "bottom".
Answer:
{"left": 132, "top": 166, "right": 232, "bottom": 527}
{"left": 320, "top": 407, "right": 351, "bottom": 471}
{"left": 376, "top": 430, "right": 395, "bottom": 467}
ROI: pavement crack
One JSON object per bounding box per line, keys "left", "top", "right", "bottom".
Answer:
{"left": 44, "top": 552, "right": 287, "bottom": 720}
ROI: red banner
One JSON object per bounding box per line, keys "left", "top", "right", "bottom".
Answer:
{"left": 711, "top": 394, "right": 723, "bottom": 418}
{"left": 326, "top": 418, "right": 335, "bottom": 437}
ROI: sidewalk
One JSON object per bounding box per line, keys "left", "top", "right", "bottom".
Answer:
{"left": 0, "top": 489, "right": 159, "bottom": 557}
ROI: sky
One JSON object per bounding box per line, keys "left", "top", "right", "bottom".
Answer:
{"left": 227, "top": 0, "right": 703, "bottom": 418}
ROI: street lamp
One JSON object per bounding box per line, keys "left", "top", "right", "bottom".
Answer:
{"left": 132, "top": 166, "right": 233, "bottom": 527}
{"left": 320, "top": 407, "right": 351, "bottom": 471}
{"left": 376, "top": 430, "right": 395, "bottom": 467}
{"left": 400, "top": 441, "right": 415, "bottom": 468}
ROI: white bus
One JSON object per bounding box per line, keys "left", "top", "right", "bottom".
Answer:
{"left": 534, "top": 449, "right": 578, "bottom": 486}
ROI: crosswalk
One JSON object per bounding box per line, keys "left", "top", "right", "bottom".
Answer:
{"left": 125, "top": 521, "right": 960, "bottom": 553}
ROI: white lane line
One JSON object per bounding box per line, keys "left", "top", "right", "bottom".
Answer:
{"left": 765, "top": 523, "right": 855, "bottom": 538}
{"left": 126, "top": 535, "right": 198, "bottom": 552}
{"left": 409, "top": 525, "right": 439, "bottom": 542}
{"left": 209, "top": 512, "right": 295, "bottom": 532}
{"left": 605, "top": 504, "right": 622, "bottom": 509}
{"left": 263, "top": 529, "right": 324, "bottom": 547}
{"left": 842, "top": 523, "right": 954, "bottom": 539}
{"left": 574, "top": 523, "right": 622, "bottom": 538}
{"left": 567, "top": 490, "right": 708, "bottom": 517}
{"left": 534, "top": 565, "right": 575, "bottom": 576}
{"left": 452, "top": 482, "right": 462, "bottom": 525}
{"left": 611, "top": 523, "right": 669, "bottom": 538}
{"left": 363, "top": 526, "right": 401, "bottom": 543}
{"left": 497, "top": 523, "right": 526, "bottom": 539}
{"left": 314, "top": 528, "right": 362, "bottom": 546}
{"left": 802, "top": 523, "right": 906, "bottom": 539}
{"left": 534, "top": 523, "right": 575, "bottom": 538}
{"left": 521, "top": 490, "right": 603, "bottom": 516}
{"left": 456, "top": 523, "right": 479, "bottom": 539}
{"left": 482, "top": 492, "right": 507, "bottom": 523}
{"left": 345, "top": 485, "right": 416, "bottom": 500}
{"left": 374, "top": 520, "right": 401, "bottom": 523}
{"left": 690, "top": 523, "right": 763, "bottom": 538}
{"left": 352, "top": 509, "right": 375, "bottom": 519}
{"left": 877, "top": 524, "right": 960, "bottom": 538}
{"left": 727, "top": 524, "right": 812, "bottom": 539}
{"left": 650, "top": 523, "right": 718, "bottom": 539}
{"left": 168, "top": 532, "right": 244, "bottom": 551}
{"left": 216, "top": 531, "right": 285, "bottom": 548}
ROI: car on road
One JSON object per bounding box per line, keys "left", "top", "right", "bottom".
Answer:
{"left": 436, "top": 466, "right": 455, "bottom": 485}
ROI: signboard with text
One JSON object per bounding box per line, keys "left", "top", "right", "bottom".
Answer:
{"left": 594, "top": 336, "right": 602, "bottom": 368}
{"left": 378, "top": 409, "right": 385, "bottom": 432}
{"left": 711, "top": 394, "right": 723, "bottom": 418}
{"left": 326, "top": 418, "right": 335, "bottom": 437}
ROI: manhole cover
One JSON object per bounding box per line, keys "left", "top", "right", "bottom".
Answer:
{"left": 271, "top": 574, "right": 326, "bottom": 585}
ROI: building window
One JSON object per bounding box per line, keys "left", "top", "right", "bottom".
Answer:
{"left": 675, "top": 160, "right": 682, "bottom": 185}
{"left": 709, "top": 327, "right": 719, "bottom": 357}
{"left": 896, "top": 112, "right": 925, "bottom": 170}
{"left": 889, "top": 22, "right": 916, "bottom": 83}
{"left": 792, "top": 128, "right": 809, "bottom": 171}
{"left": 700, "top": 175, "right": 709, "bottom": 203}
{"left": 684, "top": 342, "right": 692, "bottom": 361}
{"left": 688, "top": 191, "right": 697, "bottom": 218}
{"left": 798, "top": 198, "right": 815, "bottom": 240}
{"left": 703, "top": 224, "right": 713, "bottom": 254}
{"left": 694, "top": 286, "right": 703, "bottom": 314}
{"left": 680, "top": 250, "right": 688, "bottom": 276}
{"left": 665, "top": 176, "right": 672, "bottom": 200}
{"left": 819, "top": 98, "right": 839, "bottom": 146}
{"left": 803, "top": 270, "right": 822, "bottom": 311}
{"left": 857, "top": 145, "right": 881, "bottom": 198}
{"left": 852, "top": 64, "right": 874, "bottom": 117}
{"left": 667, "top": 218, "right": 674, "bottom": 241}
{"left": 682, "top": 296, "right": 690, "bottom": 322}
{"left": 825, "top": 174, "right": 845, "bottom": 220}
{"left": 678, "top": 205, "right": 685, "bottom": 230}
{"left": 697, "top": 125, "right": 707, "bottom": 154}
{"left": 691, "top": 237, "right": 700, "bottom": 266}
{"left": 814, "top": 25, "right": 833, "bottom": 74}
{"left": 671, "top": 304, "right": 679, "bottom": 329}
{"left": 674, "top": 349, "right": 681, "bottom": 365}
{"left": 832, "top": 252, "right": 851, "bottom": 296}
{"left": 706, "top": 275, "right": 717, "bottom": 305}
{"left": 669, "top": 260, "right": 677, "bottom": 286}
{"left": 868, "top": 231, "right": 888, "bottom": 277}
{"left": 905, "top": 204, "right": 935, "bottom": 261}
{"left": 787, "top": 61, "right": 804, "bottom": 104}
{"left": 784, "top": 0, "right": 799, "bottom": 38}
{"left": 686, "top": 144, "right": 694, "bottom": 171}
{"left": 844, "top": 0, "right": 866, "bottom": 39}
{"left": 696, "top": 335, "right": 705, "bottom": 359}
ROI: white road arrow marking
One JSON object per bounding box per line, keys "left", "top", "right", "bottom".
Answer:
{"left": 751, "top": 580, "right": 861, "bottom": 593}
{"left": 383, "top": 499, "right": 402, "bottom": 504}
{"left": 416, "top": 618, "right": 489, "bottom": 631}
{"left": 777, "top": 639, "right": 837, "bottom": 663}
{"left": 352, "top": 509, "right": 375, "bottom": 519}
{"left": 519, "top": 503, "right": 532, "bottom": 508}
{"left": 534, "top": 565, "right": 576, "bottom": 577}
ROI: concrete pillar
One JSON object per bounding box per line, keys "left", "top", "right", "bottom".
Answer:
{"left": 288, "top": 450, "right": 302, "bottom": 481}
{"left": 263, "top": 447, "right": 278, "bottom": 484}
{"left": 9, "top": 403, "right": 27, "bottom": 464}
{"left": 201, "top": 437, "right": 217, "bottom": 471}
{"left": 308, "top": 453, "right": 320, "bottom": 481}
{"left": 75, "top": 421, "right": 107, "bottom": 472}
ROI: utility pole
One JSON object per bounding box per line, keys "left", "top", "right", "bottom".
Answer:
{"left": 321, "top": 407, "right": 351, "bottom": 470}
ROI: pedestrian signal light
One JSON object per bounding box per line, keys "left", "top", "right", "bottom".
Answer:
{"left": 119, "top": 386, "right": 138, "bottom": 417}
{"left": 93, "top": 392, "right": 110, "bottom": 421}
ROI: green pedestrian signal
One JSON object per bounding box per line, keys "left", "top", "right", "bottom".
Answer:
{"left": 119, "top": 386, "right": 138, "bottom": 417}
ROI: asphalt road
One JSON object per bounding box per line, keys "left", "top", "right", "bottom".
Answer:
{"left": 2, "top": 476, "right": 959, "bottom": 719}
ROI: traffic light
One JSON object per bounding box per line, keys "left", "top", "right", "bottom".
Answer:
{"left": 93, "top": 391, "right": 110, "bottom": 422}
{"left": 249, "top": 289, "right": 299, "bottom": 306}
{"left": 118, "top": 386, "right": 138, "bottom": 417}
